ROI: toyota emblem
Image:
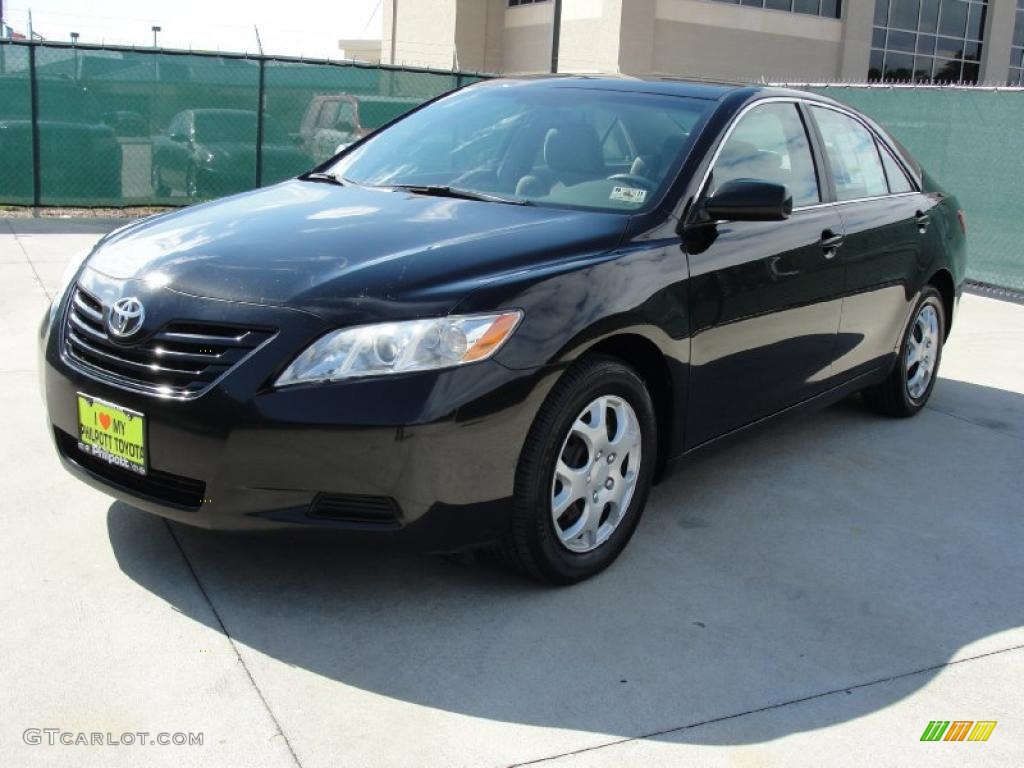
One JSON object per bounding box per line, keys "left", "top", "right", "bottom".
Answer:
{"left": 107, "top": 297, "right": 145, "bottom": 338}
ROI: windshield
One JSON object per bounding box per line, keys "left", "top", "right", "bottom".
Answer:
{"left": 327, "top": 84, "right": 713, "bottom": 213}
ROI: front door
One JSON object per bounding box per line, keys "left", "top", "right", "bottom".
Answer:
{"left": 684, "top": 101, "right": 845, "bottom": 447}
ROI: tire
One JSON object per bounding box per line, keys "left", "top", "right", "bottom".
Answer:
{"left": 501, "top": 355, "right": 658, "bottom": 585}
{"left": 863, "top": 285, "right": 945, "bottom": 417}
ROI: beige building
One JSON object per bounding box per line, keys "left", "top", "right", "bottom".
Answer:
{"left": 338, "top": 39, "right": 383, "bottom": 64}
{"left": 377, "top": 0, "right": 1024, "bottom": 85}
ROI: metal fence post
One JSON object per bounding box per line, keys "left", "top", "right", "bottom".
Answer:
{"left": 28, "top": 42, "right": 41, "bottom": 207}
{"left": 255, "top": 57, "right": 266, "bottom": 188}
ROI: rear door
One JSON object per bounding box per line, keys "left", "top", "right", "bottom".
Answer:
{"left": 684, "top": 100, "right": 846, "bottom": 447}
{"left": 807, "top": 105, "right": 935, "bottom": 380}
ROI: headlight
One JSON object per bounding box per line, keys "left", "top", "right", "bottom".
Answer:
{"left": 275, "top": 311, "right": 522, "bottom": 387}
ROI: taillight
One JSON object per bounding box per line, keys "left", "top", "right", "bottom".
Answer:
{"left": 957, "top": 209, "right": 967, "bottom": 235}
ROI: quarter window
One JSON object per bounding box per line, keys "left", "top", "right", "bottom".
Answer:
{"left": 710, "top": 102, "right": 820, "bottom": 208}
{"left": 811, "top": 107, "right": 889, "bottom": 202}
{"left": 879, "top": 143, "right": 914, "bottom": 193}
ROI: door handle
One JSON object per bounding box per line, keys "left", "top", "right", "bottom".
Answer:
{"left": 821, "top": 229, "right": 844, "bottom": 259}
{"left": 915, "top": 211, "right": 930, "bottom": 233}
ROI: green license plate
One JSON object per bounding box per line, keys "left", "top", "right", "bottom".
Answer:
{"left": 76, "top": 394, "right": 147, "bottom": 476}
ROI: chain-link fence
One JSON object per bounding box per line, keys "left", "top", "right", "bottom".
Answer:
{"left": 0, "top": 41, "right": 485, "bottom": 207}
{"left": 803, "top": 84, "right": 1024, "bottom": 292}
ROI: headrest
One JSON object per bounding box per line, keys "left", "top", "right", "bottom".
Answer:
{"left": 544, "top": 124, "right": 604, "bottom": 176}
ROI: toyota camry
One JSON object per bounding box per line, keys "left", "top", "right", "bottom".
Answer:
{"left": 40, "top": 77, "right": 967, "bottom": 584}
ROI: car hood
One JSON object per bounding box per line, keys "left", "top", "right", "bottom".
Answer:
{"left": 86, "top": 180, "right": 629, "bottom": 321}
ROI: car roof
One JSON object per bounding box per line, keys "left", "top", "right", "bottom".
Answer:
{"left": 475, "top": 75, "right": 842, "bottom": 106}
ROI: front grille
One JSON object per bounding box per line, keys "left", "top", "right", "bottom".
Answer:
{"left": 62, "top": 287, "right": 274, "bottom": 397}
{"left": 55, "top": 429, "right": 206, "bottom": 509}
{"left": 307, "top": 493, "right": 402, "bottom": 528}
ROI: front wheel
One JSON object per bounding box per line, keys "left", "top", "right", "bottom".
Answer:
{"left": 863, "top": 286, "right": 945, "bottom": 417}
{"left": 502, "top": 356, "right": 657, "bottom": 585}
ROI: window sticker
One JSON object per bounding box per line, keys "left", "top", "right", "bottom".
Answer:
{"left": 610, "top": 186, "right": 647, "bottom": 204}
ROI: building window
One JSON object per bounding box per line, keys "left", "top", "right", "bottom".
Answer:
{"left": 1010, "top": 0, "right": 1024, "bottom": 85}
{"left": 508, "top": 0, "right": 549, "bottom": 6}
{"left": 870, "top": 0, "right": 988, "bottom": 84}
{"left": 707, "top": 0, "right": 842, "bottom": 20}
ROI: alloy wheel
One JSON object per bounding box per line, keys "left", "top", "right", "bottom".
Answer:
{"left": 550, "top": 395, "right": 642, "bottom": 553}
{"left": 906, "top": 303, "right": 940, "bottom": 400}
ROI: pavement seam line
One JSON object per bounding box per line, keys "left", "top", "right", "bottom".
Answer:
{"left": 162, "top": 519, "right": 304, "bottom": 768}
{"left": 925, "top": 402, "right": 1024, "bottom": 443}
{"left": 510, "top": 642, "right": 1024, "bottom": 767}
{"left": 5, "top": 218, "right": 55, "bottom": 302}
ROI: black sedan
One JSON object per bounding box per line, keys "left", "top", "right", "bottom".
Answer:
{"left": 41, "top": 78, "right": 967, "bottom": 584}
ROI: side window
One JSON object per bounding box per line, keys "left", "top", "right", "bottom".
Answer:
{"left": 810, "top": 107, "right": 889, "bottom": 201}
{"left": 878, "top": 143, "right": 914, "bottom": 194}
{"left": 710, "top": 102, "right": 820, "bottom": 207}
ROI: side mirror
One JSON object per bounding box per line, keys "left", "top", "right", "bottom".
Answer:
{"left": 704, "top": 179, "right": 792, "bottom": 222}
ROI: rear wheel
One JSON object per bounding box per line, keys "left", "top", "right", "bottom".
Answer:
{"left": 502, "top": 356, "right": 657, "bottom": 584}
{"left": 863, "top": 286, "right": 945, "bottom": 417}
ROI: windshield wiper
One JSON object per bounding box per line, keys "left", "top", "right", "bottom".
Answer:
{"left": 387, "top": 184, "right": 533, "bottom": 206}
{"left": 301, "top": 171, "right": 355, "bottom": 186}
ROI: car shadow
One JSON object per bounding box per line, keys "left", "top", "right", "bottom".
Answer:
{"left": 106, "top": 377, "right": 1024, "bottom": 745}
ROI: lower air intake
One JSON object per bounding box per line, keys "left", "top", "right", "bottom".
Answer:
{"left": 307, "top": 493, "right": 401, "bottom": 528}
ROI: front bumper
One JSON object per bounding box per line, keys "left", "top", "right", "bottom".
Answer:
{"left": 40, "top": 293, "right": 553, "bottom": 552}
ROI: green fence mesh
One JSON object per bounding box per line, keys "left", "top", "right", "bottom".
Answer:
{"left": 809, "top": 85, "right": 1024, "bottom": 292}
{"left": 0, "top": 41, "right": 480, "bottom": 207}
{"left": 0, "top": 45, "right": 33, "bottom": 205}
{"left": 260, "top": 61, "right": 459, "bottom": 184}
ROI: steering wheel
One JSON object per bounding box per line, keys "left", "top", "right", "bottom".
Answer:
{"left": 606, "top": 173, "right": 657, "bottom": 191}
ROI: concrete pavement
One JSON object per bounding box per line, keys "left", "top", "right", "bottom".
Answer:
{"left": 1, "top": 217, "right": 1022, "bottom": 767}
